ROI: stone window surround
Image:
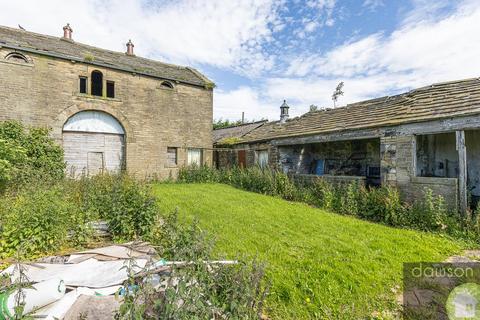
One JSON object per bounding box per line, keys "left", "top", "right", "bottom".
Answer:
{"left": 77, "top": 70, "right": 118, "bottom": 99}
{"left": 166, "top": 147, "right": 178, "bottom": 168}
{"left": 1, "top": 51, "right": 34, "bottom": 67}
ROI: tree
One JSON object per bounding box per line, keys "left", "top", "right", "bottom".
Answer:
{"left": 213, "top": 119, "right": 243, "bottom": 129}
{"left": 309, "top": 105, "right": 318, "bottom": 112}
{"left": 332, "top": 82, "right": 344, "bottom": 108}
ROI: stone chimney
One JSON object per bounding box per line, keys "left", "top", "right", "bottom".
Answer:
{"left": 126, "top": 40, "right": 135, "bottom": 56}
{"left": 280, "top": 100, "right": 290, "bottom": 123}
{"left": 62, "top": 23, "right": 73, "bottom": 40}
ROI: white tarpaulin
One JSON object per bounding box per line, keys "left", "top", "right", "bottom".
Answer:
{"left": 2, "top": 258, "right": 147, "bottom": 288}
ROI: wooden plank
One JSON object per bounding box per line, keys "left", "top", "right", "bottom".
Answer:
{"left": 456, "top": 130, "right": 468, "bottom": 215}
{"left": 63, "top": 132, "right": 124, "bottom": 176}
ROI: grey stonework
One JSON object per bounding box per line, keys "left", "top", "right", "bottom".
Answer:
{"left": 0, "top": 47, "right": 213, "bottom": 179}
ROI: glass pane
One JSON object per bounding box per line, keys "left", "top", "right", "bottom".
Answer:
{"left": 257, "top": 150, "right": 268, "bottom": 168}
{"left": 79, "top": 77, "right": 87, "bottom": 94}
{"left": 188, "top": 149, "right": 202, "bottom": 165}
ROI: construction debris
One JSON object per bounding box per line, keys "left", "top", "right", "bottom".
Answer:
{"left": 0, "top": 242, "right": 237, "bottom": 319}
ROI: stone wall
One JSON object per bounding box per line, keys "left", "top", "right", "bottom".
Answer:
{"left": 0, "top": 48, "right": 213, "bottom": 179}
{"left": 214, "top": 148, "right": 238, "bottom": 169}
{"left": 292, "top": 174, "right": 366, "bottom": 187}
{"left": 406, "top": 177, "right": 458, "bottom": 210}
{"left": 380, "top": 134, "right": 458, "bottom": 208}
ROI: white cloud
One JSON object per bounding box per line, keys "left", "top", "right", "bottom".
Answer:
{"left": 304, "top": 21, "right": 319, "bottom": 32}
{"left": 0, "top": 0, "right": 280, "bottom": 76}
{"left": 2, "top": 0, "right": 479, "bottom": 121}
{"left": 362, "top": 0, "right": 384, "bottom": 11}
{"left": 213, "top": 87, "right": 278, "bottom": 121}
{"left": 277, "top": 0, "right": 480, "bottom": 116}
{"left": 222, "top": 0, "right": 480, "bottom": 120}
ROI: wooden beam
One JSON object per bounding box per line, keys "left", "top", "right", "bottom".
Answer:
{"left": 271, "top": 113, "right": 480, "bottom": 146}
{"left": 456, "top": 130, "right": 468, "bottom": 214}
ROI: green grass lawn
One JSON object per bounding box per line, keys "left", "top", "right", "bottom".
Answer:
{"left": 153, "top": 183, "right": 465, "bottom": 319}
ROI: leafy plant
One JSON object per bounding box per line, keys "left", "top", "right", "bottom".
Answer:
{"left": 121, "top": 210, "right": 269, "bottom": 320}
{"left": 0, "top": 186, "right": 81, "bottom": 259}
{"left": 0, "top": 121, "right": 65, "bottom": 192}
{"left": 75, "top": 173, "right": 159, "bottom": 241}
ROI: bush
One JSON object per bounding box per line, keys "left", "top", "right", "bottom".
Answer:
{"left": 0, "top": 186, "right": 85, "bottom": 259}
{"left": 0, "top": 139, "right": 27, "bottom": 190}
{"left": 178, "top": 165, "right": 220, "bottom": 183}
{"left": 179, "top": 165, "right": 298, "bottom": 201}
{"left": 73, "top": 174, "right": 159, "bottom": 241}
{"left": 0, "top": 173, "right": 163, "bottom": 259}
{"left": 0, "top": 121, "right": 65, "bottom": 191}
{"left": 407, "top": 188, "right": 450, "bottom": 231}
{"left": 307, "top": 178, "right": 335, "bottom": 211}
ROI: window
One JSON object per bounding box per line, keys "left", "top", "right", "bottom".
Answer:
{"left": 79, "top": 77, "right": 87, "bottom": 94}
{"left": 6, "top": 52, "right": 28, "bottom": 63}
{"left": 187, "top": 148, "right": 202, "bottom": 166}
{"left": 91, "top": 70, "right": 103, "bottom": 96}
{"left": 161, "top": 81, "right": 174, "bottom": 89}
{"left": 106, "top": 81, "right": 115, "bottom": 98}
{"left": 167, "top": 147, "right": 177, "bottom": 166}
{"left": 255, "top": 150, "right": 269, "bottom": 168}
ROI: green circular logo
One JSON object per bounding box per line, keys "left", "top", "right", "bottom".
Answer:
{"left": 446, "top": 283, "right": 480, "bottom": 319}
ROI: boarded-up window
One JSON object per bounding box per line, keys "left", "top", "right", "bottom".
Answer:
{"left": 187, "top": 148, "right": 202, "bottom": 166}
{"left": 167, "top": 147, "right": 177, "bottom": 166}
{"left": 107, "top": 81, "right": 115, "bottom": 98}
{"left": 255, "top": 150, "right": 269, "bottom": 168}
{"left": 79, "top": 77, "right": 87, "bottom": 94}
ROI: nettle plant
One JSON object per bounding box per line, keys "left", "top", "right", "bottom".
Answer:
{"left": 117, "top": 211, "right": 270, "bottom": 320}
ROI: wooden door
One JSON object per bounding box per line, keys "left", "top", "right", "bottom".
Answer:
{"left": 238, "top": 150, "right": 246, "bottom": 168}
{"left": 63, "top": 132, "right": 124, "bottom": 176}
{"left": 87, "top": 152, "right": 104, "bottom": 176}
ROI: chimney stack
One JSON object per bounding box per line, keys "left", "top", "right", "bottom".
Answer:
{"left": 62, "top": 23, "right": 73, "bottom": 40}
{"left": 126, "top": 40, "right": 135, "bottom": 56}
{"left": 280, "top": 100, "right": 289, "bottom": 123}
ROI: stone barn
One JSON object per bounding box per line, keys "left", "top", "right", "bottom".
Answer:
{"left": 215, "top": 78, "right": 480, "bottom": 212}
{"left": 0, "top": 24, "right": 214, "bottom": 178}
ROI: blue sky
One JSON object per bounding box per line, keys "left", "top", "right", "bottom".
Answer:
{"left": 1, "top": 0, "right": 479, "bottom": 121}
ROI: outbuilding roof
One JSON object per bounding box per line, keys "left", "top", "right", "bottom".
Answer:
{"left": 241, "top": 77, "right": 480, "bottom": 143}
{"left": 213, "top": 121, "right": 267, "bottom": 144}
{"left": 0, "top": 25, "right": 212, "bottom": 87}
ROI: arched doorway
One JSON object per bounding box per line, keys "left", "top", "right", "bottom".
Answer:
{"left": 63, "top": 111, "right": 125, "bottom": 176}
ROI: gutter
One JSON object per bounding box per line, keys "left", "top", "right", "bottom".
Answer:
{"left": 0, "top": 43, "right": 208, "bottom": 88}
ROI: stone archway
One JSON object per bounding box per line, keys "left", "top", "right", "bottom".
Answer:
{"left": 53, "top": 103, "right": 134, "bottom": 143}
{"left": 62, "top": 110, "right": 126, "bottom": 176}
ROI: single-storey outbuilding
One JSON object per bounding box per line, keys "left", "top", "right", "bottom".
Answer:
{"left": 214, "top": 78, "right": 480, "bottom": 212}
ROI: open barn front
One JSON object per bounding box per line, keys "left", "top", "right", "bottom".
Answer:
{"left": 63, "top": 111, "right": 125, "bottom": 177}
{"left": 279, "top": 138, "right": 381, "bottom": 186}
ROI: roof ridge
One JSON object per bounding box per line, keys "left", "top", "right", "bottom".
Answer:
{"left": 0, "top": 24, "right": 212, "bottom": 86}
{"left": 239, "top": 76, "right": 480, "bottom": 144}
{"left": 0, "top": 25, "right": 191, "bottom": 71}
{"left": 310, "top": 78, "right": 480, "bottom": 113}
{"left": 214, "top": 120, "right": 268, "bottom": 130}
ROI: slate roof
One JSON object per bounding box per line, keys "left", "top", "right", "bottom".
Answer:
{"left": 0, "top": 25, "right": 211, "bottom": 87}
{"left": 241, "top": 78, "right": 480, "bottom": 143}
{"left": 213, "top": 121, "right": 267, "bottom": 144}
